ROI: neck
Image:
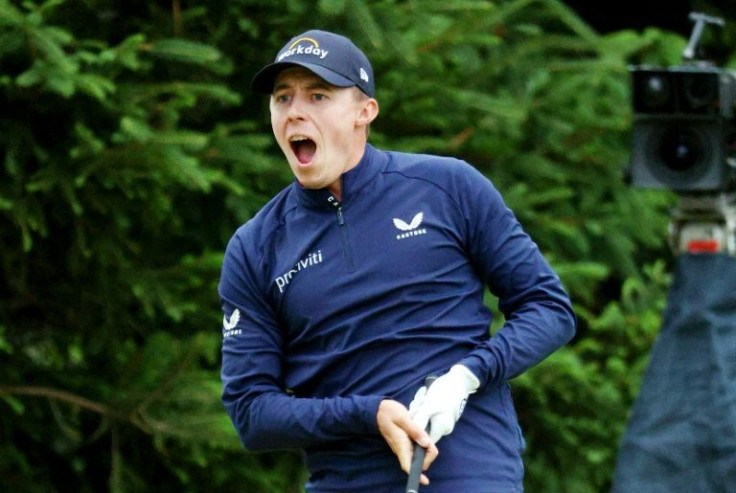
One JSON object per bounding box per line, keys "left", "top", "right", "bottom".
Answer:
{"left": 331, "top": 141, "right": 370, "bottom": 201}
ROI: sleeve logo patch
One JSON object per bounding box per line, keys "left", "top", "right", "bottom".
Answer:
{"left": 223, "top": 309, "right": 242, "bottom": 338}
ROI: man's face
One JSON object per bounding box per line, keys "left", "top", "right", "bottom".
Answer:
{"left": 270, "top": 67, "right": 375, "bottom": 197}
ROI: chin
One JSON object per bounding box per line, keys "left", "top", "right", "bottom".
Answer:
{"left": 293, "top": 173, "right": 320, "bottom": 189}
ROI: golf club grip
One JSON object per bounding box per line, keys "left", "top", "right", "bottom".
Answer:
{"left": 405, "top": 375, "right": 437, "bottom": 493}
{"left": 405, "top": 441, "right": 426, "bottom": 493}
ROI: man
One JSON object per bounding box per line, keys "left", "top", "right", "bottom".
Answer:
{"left": 219, "top": 29, "right": 576, "bottom": 492}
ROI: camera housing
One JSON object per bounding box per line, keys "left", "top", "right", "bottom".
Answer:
{"left": 629, "top": 65, "right": 736, "bottom": 191}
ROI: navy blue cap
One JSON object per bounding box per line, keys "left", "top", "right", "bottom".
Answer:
{"left": 250, "top": 30, "right": 375, "bottom": 97}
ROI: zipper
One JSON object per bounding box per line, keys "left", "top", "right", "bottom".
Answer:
{"left": 327, "top": 196, "right": 355, "bottom": 272}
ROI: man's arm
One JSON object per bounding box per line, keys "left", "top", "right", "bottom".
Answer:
{"left": 220, "top": 299, "right": 386, "bottom": 451}
{"left": 219, "top": 235, "right": 383, "bottom": 451}
{"left": 406, "top": 162, "right": 576, "bottom": 445}
{"left": 457, "top": 165, "right": 576, "bottom": 386}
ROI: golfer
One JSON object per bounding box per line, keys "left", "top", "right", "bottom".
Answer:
{"left": 219, "top": 29, "right": 576, "bottom": 492}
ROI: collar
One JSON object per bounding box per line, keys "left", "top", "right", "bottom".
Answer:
{"left": 292, "top": 144, "right": 385, "bottom": 210}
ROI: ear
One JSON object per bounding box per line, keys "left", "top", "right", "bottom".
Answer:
{"left": 356, "top": 97, "right": 379, "bottom": 128}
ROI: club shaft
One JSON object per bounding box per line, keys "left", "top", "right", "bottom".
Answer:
{"left": 405, "top": 375, "right": 437, "bottom": 493}
{"left": 405, "top": 445, "right": 426, "bottom": 493}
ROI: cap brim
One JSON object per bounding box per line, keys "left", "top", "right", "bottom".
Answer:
{"left": 250, "top": 61, "right": 356, "bottom": 94}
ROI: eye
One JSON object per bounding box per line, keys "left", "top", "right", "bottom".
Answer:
{"left": 312, "top": 93, "right": 327, "bottom": 101}
{"left": 274, "top": 93, "right": 291, "bottom": 103}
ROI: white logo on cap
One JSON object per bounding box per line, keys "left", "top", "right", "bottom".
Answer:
{"left": 360, "top": 68, "right": 369, "bottom": 83}
{"left": 277, "top": 37, "right": 329, "bottom": 61}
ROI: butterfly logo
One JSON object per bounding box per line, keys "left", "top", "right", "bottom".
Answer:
{"left": 393, "top": 212, "right": 423, "bottom": 231}
{"left": 223, "top": 309, "right": 241, "bottom": 331}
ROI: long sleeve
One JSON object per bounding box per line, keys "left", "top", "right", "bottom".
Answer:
{"left": 456, "top": 166, "right": 576, "bottom": 387}
{"left": 219, "top": 233, "right": 383, "bottom": 451}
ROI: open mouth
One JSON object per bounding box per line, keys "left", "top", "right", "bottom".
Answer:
{"left": 290, "top": 136, "right": 317, "bottom": 164}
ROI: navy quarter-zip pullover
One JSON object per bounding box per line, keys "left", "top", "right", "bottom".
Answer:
{"left": 220, "top": 144, "right": 576, "bottom": 492}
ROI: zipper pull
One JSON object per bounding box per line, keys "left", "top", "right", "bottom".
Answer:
{"left": 327, "top": 195, "right": 345, "bottom": 225}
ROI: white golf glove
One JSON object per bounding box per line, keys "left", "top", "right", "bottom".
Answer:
{"left": 408, "top": 364, "right": 480, "bottom": 443}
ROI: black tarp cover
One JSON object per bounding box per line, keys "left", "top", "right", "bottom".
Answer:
{"left": 611, "top": 254, "right": 736, "bottom": 492}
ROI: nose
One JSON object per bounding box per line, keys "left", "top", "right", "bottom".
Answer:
{"left": 287, "top": 94, "right": 307, "bottom": 121}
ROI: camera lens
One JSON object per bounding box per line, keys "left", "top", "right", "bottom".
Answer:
{"left": 642, "top": 74, "right": 670, "bottom": 109}
{"left": 682, "top": 73, "right": 718, "bottom": 113}
{"left": 658, "top": 126, "right": 703, "bottom": 171}
{"left": 633, "top": 71, "right": 674, "bottom": 113}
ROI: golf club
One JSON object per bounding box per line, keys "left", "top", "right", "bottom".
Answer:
{"left": 405, "top": 375, "right": 437, "bottom": 493}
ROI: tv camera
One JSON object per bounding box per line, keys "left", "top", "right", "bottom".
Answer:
{"left": 628, "top": 12, "right": 736, "bottom": 255}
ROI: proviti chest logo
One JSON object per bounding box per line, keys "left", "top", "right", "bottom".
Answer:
{"left": 393, "top": 212, "right": 427, "bottom": 240}
{"left": 274, "top": 250, "right": 324, "bottom": 293}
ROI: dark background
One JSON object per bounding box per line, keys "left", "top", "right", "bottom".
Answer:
{"left": 565, "top": 0, "right": 735, "bottom": 64}
{"left": 565, "top": 0, "right": 692, "bottom": 34}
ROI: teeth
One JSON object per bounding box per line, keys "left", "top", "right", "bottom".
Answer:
{"left": 290, "top": 135, "right": 309, "bottom": 142}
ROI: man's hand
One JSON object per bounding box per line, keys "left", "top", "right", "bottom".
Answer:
{"left": 377, "top": 399, "right": 438, "bottom": 486}
{"left": 409, "top": 365, "right": 480, "bottom": 442}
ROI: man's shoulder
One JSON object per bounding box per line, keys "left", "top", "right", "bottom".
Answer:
{"left": 381, "top": 149, "right": 477, "bottom": 180}
{"left": 378, "top": 148, "right": 487, "bottom": 195}
{"left": 383, "top": 148, "right": 465, "bottom": 168}
{"left": 231, "top": 185, "right": 295, "bottom": 247}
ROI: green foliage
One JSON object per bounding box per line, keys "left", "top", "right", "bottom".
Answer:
{"left": 1, "top": 0, "right": 733, "bottom": 492}
{"left": 0, "top": 1, "right": 259, "bottom": 491}
{"left": 517, "top": 261, "right": 671, "bottom": 492}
